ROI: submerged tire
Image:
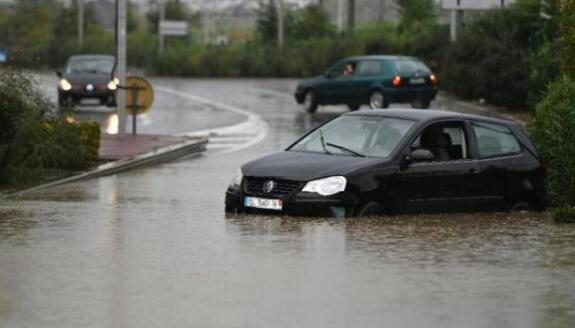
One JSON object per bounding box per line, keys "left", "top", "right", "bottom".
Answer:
{"left": 356, "top": 201, "right": 385, "bottom": 217}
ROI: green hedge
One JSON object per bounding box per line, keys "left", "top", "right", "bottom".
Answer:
{"left": 0, "top": 70, "right": 97, "bottom": 186}
{"left": 530, "top": 75, "right": 575, "bottom": 206}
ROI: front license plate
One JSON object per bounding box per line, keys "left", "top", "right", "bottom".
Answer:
{"left": 244, "top": 196, "right": 283, "bottom": 211}
{"left": 80, "top": 98, "right": 101, "bottom": 105}
{"left": 410, "top": 77, "right": 425, "bottom": 84}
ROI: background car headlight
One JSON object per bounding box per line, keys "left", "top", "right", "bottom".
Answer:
{"left": 302, "top": 176, "right": 347, "bottom": 196}
{"left": 107, "top": 80, "right": 118, "bottom": 90}
{"left": 59, "top": 78, "right": 72, "bottom": 91}
{"left": 229, "top": 169, "right": 243, "bottom": 187}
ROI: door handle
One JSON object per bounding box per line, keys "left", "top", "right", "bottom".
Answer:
{"left": 469, "top": 168, "right": 480, "bottom": 174}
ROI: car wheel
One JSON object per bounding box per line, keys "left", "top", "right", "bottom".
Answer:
{"left": 356, "top": 201, "right": 385, "bottom": 217}
{"left": 348, "top": 104, "right": 360, "bottom": 111}
{"left": 509, "top": 202, "right": 534, "bottom": 212}
{"left": 303, "top": 90, "right": 319, "bottom": 113}
{"left": 411, "top": 98, "right": 431, "bottom": 109}
{"left": 369, "top": 90, "right": 388, "bottom": 109}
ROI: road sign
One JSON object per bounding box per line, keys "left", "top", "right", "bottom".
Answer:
{"left": 442, "top": 0, "right": 514, "bottom": 10}
{"left": 125, "top": 76, "right": 154, "bottom": 115}
{"left": 159, "top": 20, "right": 188, "bottom": 36}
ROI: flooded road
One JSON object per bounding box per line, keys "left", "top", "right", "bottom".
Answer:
{"left": 1, "top": 78, "right": 575, "bottom": 327}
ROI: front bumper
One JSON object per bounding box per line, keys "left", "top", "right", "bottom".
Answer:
{"left": 225, "top": 186, "right": 354, "bottom": 217}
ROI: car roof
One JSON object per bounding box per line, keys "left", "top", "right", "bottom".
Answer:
{"left": 345, "top": 108, "right": 518, "bottom": 126}
{"left": 345, "top": 55, "right": 419, "bottom": 62}
{"left": 68, "top": 54, "right": 115, "bottom": 61}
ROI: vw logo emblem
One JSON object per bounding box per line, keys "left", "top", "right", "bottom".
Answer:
{"left": 263, "top": 180, "right": 275, "bottom": 193}
{"left": 86, "top": 84, "right": 94, "bottom": 92}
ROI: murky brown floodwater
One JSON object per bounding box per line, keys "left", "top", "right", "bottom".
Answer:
{"left": 1, "top": 78, "right": 574, "bottom": 328}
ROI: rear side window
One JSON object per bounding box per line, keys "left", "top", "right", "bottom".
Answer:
{"left": 394, "top": 59, "right": 430, "bottom": 75}
{"left": 356, "top": 60, "right": 382, "bottom": 76}
{"left": 472, "top": 122, "right": 521, "bottom": 158}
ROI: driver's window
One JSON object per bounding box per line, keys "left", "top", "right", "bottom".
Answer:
{"left": 411, "top": 122, "right": 469, "bottom": 162}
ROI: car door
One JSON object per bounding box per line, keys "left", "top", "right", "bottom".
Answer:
{"left": 351, "top": 59, "right": 383, "bottom": 104}
{"left": 469, "top": 120, "right": 526, "bottom": 210}
{"left": 399, "top": 121, "right": 483, "bottom": 213}
{"left": 315, "top": 60, "right": 354, "bottom": 104}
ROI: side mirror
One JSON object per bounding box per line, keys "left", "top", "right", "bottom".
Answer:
{"left": 55, "top": 70, "right": 63, "bottom": 78}
{"left": 411, "top": 149, "right": 434, "bottom": 162}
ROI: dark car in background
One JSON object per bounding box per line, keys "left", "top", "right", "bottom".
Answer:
{"left": 56, "top": 54, "right": 118, "bottom": 107}
{"left": 226, "top": 109, "right": 545, "bottom": 217}
{"left": 294, "top": 55, "right": 438, "bottom": 113}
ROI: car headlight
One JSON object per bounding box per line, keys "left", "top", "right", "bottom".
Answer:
{"left": 59, "top": 78, "right": 72, "bottom": 91}
{"left": 229, "top": 169, "right": 243, "bottom": 187}
{"left": 302, "top": 176, "right": 347, "bottom": 196}
{"left": 107, "top": 80, "right": 117, "bottom": 90}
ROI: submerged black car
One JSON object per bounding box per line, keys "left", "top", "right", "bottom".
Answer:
{"left": 225, "top": 109, "right": 545, "bottom": 217}
{"left": 56, "top": 54, "right": 118, "bottom": 107}
{"left": 294, "top": 55, "right": 438, "bottom": 113}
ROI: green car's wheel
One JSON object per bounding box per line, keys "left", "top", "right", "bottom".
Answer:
{"left": 303, "top": 90, "right": 319, "bottom": 113}
{"left": 369, "top": 90, "right": 388, "bottom": 109}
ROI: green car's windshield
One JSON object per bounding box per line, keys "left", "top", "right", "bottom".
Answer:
{"left": 394, "top": 59, "right": 430, "bottom": 75}
{"left": 288, "top": 116, "right": 416, "bottom": 158}
{"left": 66, "top": 57, "right": 115, "bottom": 75}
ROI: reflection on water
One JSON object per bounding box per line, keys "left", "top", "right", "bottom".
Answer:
{"left": 106, "top": 113, "right": 118, "bottom": 134}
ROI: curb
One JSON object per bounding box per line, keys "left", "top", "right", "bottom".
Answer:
{"left": 5, "top": 137, "right": 208, "bottom": 198}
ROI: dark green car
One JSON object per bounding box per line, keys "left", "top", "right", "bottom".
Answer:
{"left": 294, "top": 55, "right": 438, "bottom": 113}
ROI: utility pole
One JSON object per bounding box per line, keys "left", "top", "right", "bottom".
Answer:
{"left": 347, "top": 0, "right": 355, "bottom": 34}
{"left": 78, "top": 0, "right": 84, "bottom": 48}
{"left": 159, "top": 0, "right": 165, "bottom": 53}
{"left": 275, "top": 0, "right": 284, "bottom": 48}
{"left": 117, "top": 0, "right": 127, "bottom": 136}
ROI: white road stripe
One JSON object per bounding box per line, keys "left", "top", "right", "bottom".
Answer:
{"left": 155, "top": 85, "right": 269, "bottom": 154}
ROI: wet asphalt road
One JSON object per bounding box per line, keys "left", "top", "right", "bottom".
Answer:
{"left": 1, "top": 77, "right": 575, "bottom": 327}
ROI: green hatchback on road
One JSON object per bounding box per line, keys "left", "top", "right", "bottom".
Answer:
{"left": 294, "top": 55, "right": 438, "bottom": 113}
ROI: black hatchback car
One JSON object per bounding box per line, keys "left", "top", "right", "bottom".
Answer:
{"left": 56, "top": 54, "right": 118, "bottom": 107}
{"left": 294, "top": 55, "right": 438, "bottom": 113}
{"left": 225, "top": 109, "right": 545, "bottom": 217}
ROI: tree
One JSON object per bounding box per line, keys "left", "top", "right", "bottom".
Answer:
{"left": 256, "top": 0, "right": 295, "bottom": 43}
{"left": 397, "top": 0, "right": 436, "bottom": 29}
{"left": 292, "top": 5, "right": 335, "bottom": 40}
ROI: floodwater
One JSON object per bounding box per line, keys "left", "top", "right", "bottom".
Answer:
{"left": 1, "top": 78, "right": 574, "bottom": 328}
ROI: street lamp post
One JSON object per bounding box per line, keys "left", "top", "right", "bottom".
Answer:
{"left": 117, "top": 0, "right": 127, "bottom": 136}
{"left": 78, "top": 0, "right": 84, "bottom": 48}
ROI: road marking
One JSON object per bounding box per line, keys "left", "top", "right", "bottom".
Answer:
{"left": 155, "top": 85, "right": 269, "bottom": 154}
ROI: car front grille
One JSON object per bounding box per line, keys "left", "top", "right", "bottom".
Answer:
{"left": 244, "top": 177, "right": 302, "bottom": 197}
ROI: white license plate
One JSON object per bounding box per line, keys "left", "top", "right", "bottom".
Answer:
{"left": 410, "top": 77, "right": 425, "bottom": 84}
{"left": 80, "top": 98, "right": 101, "bottom": 105}
{"left": 244, "top": 196, "right": 283, "bottom": 211}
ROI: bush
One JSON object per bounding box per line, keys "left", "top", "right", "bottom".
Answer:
{"left": 78, "top": 121, "right": 101, "bottom": 165}
{"left": 550, "top": 206, "right": 575, "bottom": 223}
{"left": 529, "top": 75, "right": 575, "bottom": 206}
{"left": 0, "top": 69, "right": 95, "bottom": 186}
{"left": 441, "top": 5, "right": 538, "bottom": 110}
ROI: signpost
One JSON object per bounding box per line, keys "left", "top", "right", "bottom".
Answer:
{"left": 124, "top": 76, "right": 154, "bottom": 135}
{"left": 441, "top": 0, "right": 515, "bottom": 41}
{"left": 159, "top": 20, "right": 189, "bottom": 52}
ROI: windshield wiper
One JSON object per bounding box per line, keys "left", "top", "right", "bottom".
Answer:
{"left": 326, "top": 142, "right": 365, "bottom": 157}
{"left": 319, "top": 129, "right": 331, "bottom": 155}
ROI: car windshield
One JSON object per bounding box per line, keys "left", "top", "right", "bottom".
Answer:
{"left": 288, "top": 116, "right": 416, "bottom": 158}
{"left": 66, "top": 57, "right": 115, "bottom": 74}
